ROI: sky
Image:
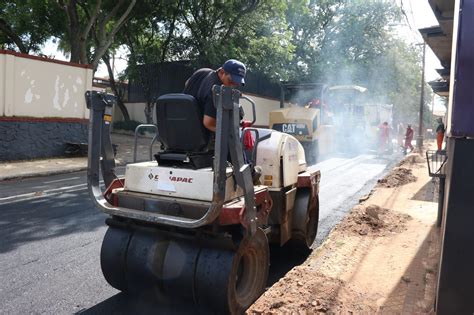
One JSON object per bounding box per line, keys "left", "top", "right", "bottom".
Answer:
{"left": 40, "top": 40, "right": 129, "bottom": 79}
{"left": 397, "top": 0, "right": 447, "bottom": 113}
{"left": 40, "top": 0, "right": 445, "bottom": 90}
{"left": 398, "top": 0, "right": 442, "bottom": 81}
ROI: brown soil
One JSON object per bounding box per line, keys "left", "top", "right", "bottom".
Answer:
{"left": 377, "top": 167, "right": 417, "bottom": 188}
{"left": 334, "top": 204, "right": 412, "bottom": 237}
{"left": 249, "top": 268, "right": 376, "bottom": 314}
{"left": 398, "top": 153, "right": 426, "bottom": 166}
{"left": 247, "top": 151, "right": 440, "bottom": 315}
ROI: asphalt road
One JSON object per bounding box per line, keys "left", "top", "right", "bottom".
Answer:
{"left": 0, "top": 153, "right": 399, "bottom": 314}
{"left": 312, "top": 153, "right": 398, "bottom": 246}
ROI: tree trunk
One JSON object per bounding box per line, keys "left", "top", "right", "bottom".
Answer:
{"left": 91, "top": 0, "right": 136, "bottom": 69}
{"left": 144, "top": 101, "right": 154, "bottom": 124}
{"left": 69, "top": 38, "right": 82, "bottom": 63}
{"left": 64, "top": 0, "right": 83, "bottom": 64}
{"left": 103, "top": 54, "right": 131, "bottom": 121}
{"left": 0, "top": 18, "right": 29, "bottom": 53}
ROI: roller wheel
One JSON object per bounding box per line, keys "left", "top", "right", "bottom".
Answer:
{"left": 125, "top": 229, "right": 169, "bottom": 293}
{"left": 100, "top": 226, "right": 133, "bottom": 291}
{"left": 195, "top": 228, "right": 270, "bottom": 314}
{"left": 101, "top": 226, "right": 270, "bottom": 314}
{"left": 291, "top": 188, "right": 319, "bottom": 250}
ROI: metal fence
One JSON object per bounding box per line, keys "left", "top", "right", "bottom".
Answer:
{"left": 127, "top": 61, "right": 281, "bottom": 103}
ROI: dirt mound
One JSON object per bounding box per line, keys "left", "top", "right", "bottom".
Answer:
{"left": 398, "top": 153, "right": 425, "bottom": 167}
{"left": 377, "top": 167, "right": 417, "bottom": 188}
{"left": 335, "top": 204, "right": 412, "bottom": 236}
{"left": 247, "top": 268, "right": 376, "bottom": 314}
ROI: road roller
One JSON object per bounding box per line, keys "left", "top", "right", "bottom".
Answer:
{"left": 85, "top": 85, "right": 320, "bottom": 314}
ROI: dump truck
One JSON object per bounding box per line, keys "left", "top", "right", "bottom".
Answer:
{"left": 85, "top": 86, "right": 320, "bottom": 314}
{"left": 327, "top": 85, "right": 368, "bottom": 154}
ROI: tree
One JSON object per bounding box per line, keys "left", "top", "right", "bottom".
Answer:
{"left": 56, "top": 0, "right": 136, "bottom": 70}
{"left": 0, "top": 1, "right": 62, "bottom": 53}
{"left": 179, "top": 0, "right": 260, "bottom": 67}
{"left": 297, "top": 1, "right": 425, "bottom": 124}
{"left": 102, "top": 51, "right": 130, "bottom": 121}
{"left": 285, "top": 0, "right": 343, "bottom": 81}
{"left": 169, "top": 0, "right": 294, "bottom": 80}
{"left": 54, "top": 0, "right": 138, "bottom": 121}
{"left": 122, "top": 0, "right": 183, "bottom": 123}
{"left": 317, "top": 1, "right": 401, "bottom": 83}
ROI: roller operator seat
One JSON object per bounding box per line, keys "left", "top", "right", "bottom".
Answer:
{"left": 155, "top": 94, "right": 213, "bottom": 169}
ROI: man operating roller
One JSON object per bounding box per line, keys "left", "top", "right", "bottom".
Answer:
{"left": 183, "top": 59, "right": 247, "bottom": 132}
{"left": 183, "top": 59, "right": 261, "bottom": 183}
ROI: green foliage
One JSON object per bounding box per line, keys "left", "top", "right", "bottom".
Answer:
{"left": 297, "top": 1, "right": 424, "bottom": 125}
{"left": 169, "top": 0, "right": 294, "bottom": 78}
{"left": 285, "top": 0, "right": 344, "bottom": 81}
{"left": 0, "top": 0, "right": 62, "bottom": 53}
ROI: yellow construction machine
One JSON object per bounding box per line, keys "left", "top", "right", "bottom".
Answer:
{"left": 269, "top": 84, "right": 372, "bottom": 162}
{"left": 269, "top": 83, "right": 333, "bottom": 164}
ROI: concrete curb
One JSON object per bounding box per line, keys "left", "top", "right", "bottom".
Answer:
{"left": 0, "top": 166, "right": 88, "bottom": 181}
{"left": 0, "top": 160, "right": 130, "bottom": 182}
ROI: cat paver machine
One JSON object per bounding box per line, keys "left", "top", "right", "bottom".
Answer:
{"left": 85, "top": 86, "right": 320, "bottom": 314}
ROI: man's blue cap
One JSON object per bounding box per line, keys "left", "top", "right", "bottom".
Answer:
{"left": 222, "top": 59, "right": 246, "bottom": 85}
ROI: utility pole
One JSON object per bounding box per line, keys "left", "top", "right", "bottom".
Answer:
{"left": 431, "top": 92, "right": 436, "bottom": 138}
{"left": 417, "top": 42, "right": 426, "bottom": 151}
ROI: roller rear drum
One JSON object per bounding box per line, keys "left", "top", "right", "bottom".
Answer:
{"left": 100, "top": 226, "right": 269, "bottom": 314}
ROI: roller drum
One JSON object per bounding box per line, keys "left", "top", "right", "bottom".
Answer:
{"left": 125, "top": 229, "right": 169, "bottom": 293}
{"left": 100, "top": 226, "right": 132, "bottom": 291}
{"left": 161, "top": 239, "right": 200, "bottom": 302}
{"left": 291, "top": 188, "right": 319, "bottom": 249}
{"left": 100, "top": 226, "right": 270, "bottom": 314}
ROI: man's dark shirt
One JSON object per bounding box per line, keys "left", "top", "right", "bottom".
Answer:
{"left": 182, "top": 68, "right": 222, "bottom": 119}
{"left": 436, "top": 123, "right": 445, "bottom": 133}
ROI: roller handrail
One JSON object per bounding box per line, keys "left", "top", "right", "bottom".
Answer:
{"left": 133, "top": 124, "right": 158, "bottom": 162}
{"left": 240, "top": 95, "right": 256, "bottom": 126}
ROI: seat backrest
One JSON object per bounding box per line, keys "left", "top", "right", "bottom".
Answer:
{"left": 156, "top": 94, "right": 209, "bottom": 152}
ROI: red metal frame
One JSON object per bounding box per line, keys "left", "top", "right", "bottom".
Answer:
{"left": 104, "top": 178, "right": 125, "bottom": 205}
{"left": 297, "top": 169, "right": 321, "bottom": 198}
{"left": 218, "top": 187, "right": 273, "bottom": 227}
{"left": 0, "top": 116, "right": 88, "bottom": 124}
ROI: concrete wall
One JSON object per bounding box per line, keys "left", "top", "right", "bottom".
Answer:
{"left": 0, "top": 50, "right": 93, "bottom": 161}
{"left": 113, "top": 102, "right": 154, "bottom": 124}
{"left": 0, "top": 119, "right": 88, "bottom": 160}
{"left": 0, "top": 50, "right": 93, "bottom": 118}
{"left": 240, "top": 93, "right": 280, "bottom": 127}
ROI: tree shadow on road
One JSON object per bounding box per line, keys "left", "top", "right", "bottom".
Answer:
{"left": 0, "top": 190, "right": 106, "bottom": 253}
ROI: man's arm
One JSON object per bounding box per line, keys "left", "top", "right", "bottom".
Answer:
{"left": 203, "top": 115, "right": 216, "bottom": 132}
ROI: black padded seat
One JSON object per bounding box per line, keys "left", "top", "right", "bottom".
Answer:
{"left": 155, "top": 94, "right": 212, "bottom": 169}
{"left": 156, "top": 94, "right": 209, "bottom": 152}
